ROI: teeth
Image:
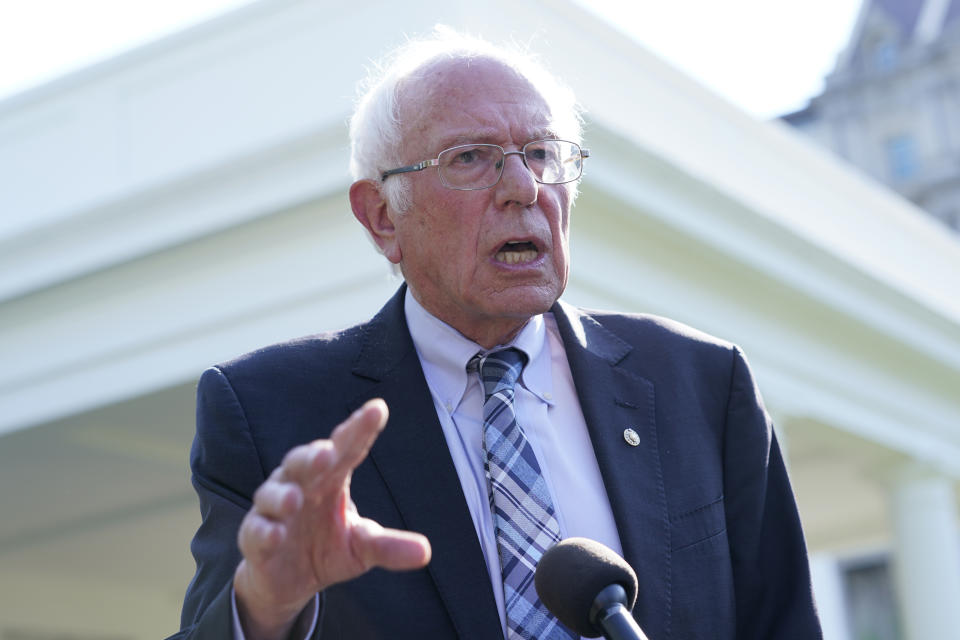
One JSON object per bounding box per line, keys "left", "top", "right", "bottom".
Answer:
{"left": 495, "top": 249, "right": 538, "bottom": 264}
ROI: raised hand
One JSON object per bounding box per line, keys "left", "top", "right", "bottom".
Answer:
{"left": 232, "top": 399, "right": 432, "bottom": 639}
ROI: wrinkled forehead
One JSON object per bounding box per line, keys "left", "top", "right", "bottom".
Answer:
{"left": 396, "top": 57, "right": 554, "bottom": 149}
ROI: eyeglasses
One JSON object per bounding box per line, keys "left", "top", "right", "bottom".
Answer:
{"left": 380, "top": 139, "right": 589, "bottom": 190}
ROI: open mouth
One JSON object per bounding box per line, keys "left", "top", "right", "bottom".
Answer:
{"left": 495, "top": 240, "right": 539, "bottom": 264}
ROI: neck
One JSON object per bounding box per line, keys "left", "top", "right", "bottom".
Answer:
{"left": 407, "top": 289, "right": 533, "bottom": 350}
{"left": 463, "top": 320, "right": 529, "bottom": 350}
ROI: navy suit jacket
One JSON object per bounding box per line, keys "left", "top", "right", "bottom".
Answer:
{"left": 173, "top": 286, "right": 821, "bottom": 639}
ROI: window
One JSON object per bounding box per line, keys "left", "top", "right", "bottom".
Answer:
{"left": 884, "top": 134, "right": 918, "bottom": 180}
{"left": 873, "top": 41, "right": 899, "bottom": 72}
{"left": 843, "top": 557, "right": 902, "bottom": 640}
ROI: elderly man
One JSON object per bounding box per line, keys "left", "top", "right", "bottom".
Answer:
{"left": 172, "top": 29, "right": 822, "bottom": 640}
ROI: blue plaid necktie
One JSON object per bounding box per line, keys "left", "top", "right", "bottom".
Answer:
{"left": 474, "top": 348, "right": 576, "bottom": 640}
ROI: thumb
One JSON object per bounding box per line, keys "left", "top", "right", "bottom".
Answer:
{"left": 350, "top": 518, "right": 432, "bottom": 572}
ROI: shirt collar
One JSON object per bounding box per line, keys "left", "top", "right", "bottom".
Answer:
{"left": 404, "top": 289, "right": 555, "bottom": 408}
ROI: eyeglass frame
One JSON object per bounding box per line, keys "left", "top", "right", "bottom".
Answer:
{"left": 379, "top": 138, "right": 590, "bottom": 191}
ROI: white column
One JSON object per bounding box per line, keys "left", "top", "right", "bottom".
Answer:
{"left": 888, "top": 464, "right": 960, "bottom": 640}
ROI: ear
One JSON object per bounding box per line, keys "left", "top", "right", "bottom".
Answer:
{"left": 350, "top": 179, "right": 402, "bottom": 263}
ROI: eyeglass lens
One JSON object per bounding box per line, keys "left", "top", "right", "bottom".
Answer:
{"left": 437, "top": 140, "right": 582, "bottom": 189}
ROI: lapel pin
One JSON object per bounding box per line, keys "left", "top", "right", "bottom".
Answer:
{"left": 623, "top": 428, "right": 640, "bottom": 447}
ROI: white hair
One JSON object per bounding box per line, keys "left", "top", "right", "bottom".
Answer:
{"left": 349, "top": 26, "right": 584, "bottom": 213}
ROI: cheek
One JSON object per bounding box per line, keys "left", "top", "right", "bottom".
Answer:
{"left": 415, "top": 200, "right": 480, "bottom": 271}
{"left": 549, "top": 194, "right": 572, "bottom": 244}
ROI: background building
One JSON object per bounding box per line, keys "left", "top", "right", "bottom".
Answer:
{"left": 2, "top": 1, "right": 959, "bottom": 638}
{"left": 782, "top": 2, "right": 960, "bottom": 636}
{"left": 784, "top": 0, "right": 960, "bottom": 232}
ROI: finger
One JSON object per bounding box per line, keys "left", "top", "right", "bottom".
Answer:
{"left": 280, "top": 399, "right": 387, "bottom": 489}
{"left": 287, "top": 399, "right": 389, "bottom": 489}
{"left": 238, "top": 510, "right": 288, "bottom": 562}
{"left": 350, "top": 517, "right": 432, "bottom": 572}
{"left": 280, "top": 439, "right": 336, "bottom": 487}
{"left": 329, "top": 398, "right": 389, "bottom": 474}
{"left": 253, "top": 480, "right": 304, "bottom": 520}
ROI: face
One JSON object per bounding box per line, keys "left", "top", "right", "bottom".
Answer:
{"left": 388, "top": 58, "right": 573, "bottom": 347}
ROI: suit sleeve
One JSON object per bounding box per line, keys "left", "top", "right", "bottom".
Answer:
{"left": 722, "top": 347, "right": 823, "bottom": 640}
{"left": 167, "top": 367, "right": 284, "bottom": 639}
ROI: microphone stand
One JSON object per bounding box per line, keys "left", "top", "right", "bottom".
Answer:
{"left": 589, "top": 584, "right": 649, "bottom": 640}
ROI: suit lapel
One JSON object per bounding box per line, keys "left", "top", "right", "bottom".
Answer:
{"left": 552, "top": 301, "right": 672, "bottom": 639}
{"left": 350, "top": 287, "right": 503, "bottom": 640}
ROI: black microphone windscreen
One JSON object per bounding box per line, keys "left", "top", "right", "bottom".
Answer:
{"left": 535, "top": 537, "right": 639, "bottom": 637}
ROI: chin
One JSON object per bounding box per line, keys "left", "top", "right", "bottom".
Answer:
{"left": 488, "top": 284, "right": 561, "bottom": 318}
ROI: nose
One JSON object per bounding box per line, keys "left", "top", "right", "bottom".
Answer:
{"left": 495, "top": 150, "right": 538, "bottom": 208}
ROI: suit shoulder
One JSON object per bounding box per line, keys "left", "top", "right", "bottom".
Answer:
{"left": 210, "top": 322, "right": 368, "bottom": 385}
{"left": 559, "top": 305, "right": 757, "bottom": 416}
{"left": 575, "top": 306, "right": 736, "bottom": 355}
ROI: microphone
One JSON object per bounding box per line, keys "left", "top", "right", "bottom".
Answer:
{"left": 535, "top": 537, "right": 650, "bottom": 640}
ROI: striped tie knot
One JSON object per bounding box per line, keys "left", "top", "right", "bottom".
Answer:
{"left": 477, "top": 348, "right": 527, "bottom": 399}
